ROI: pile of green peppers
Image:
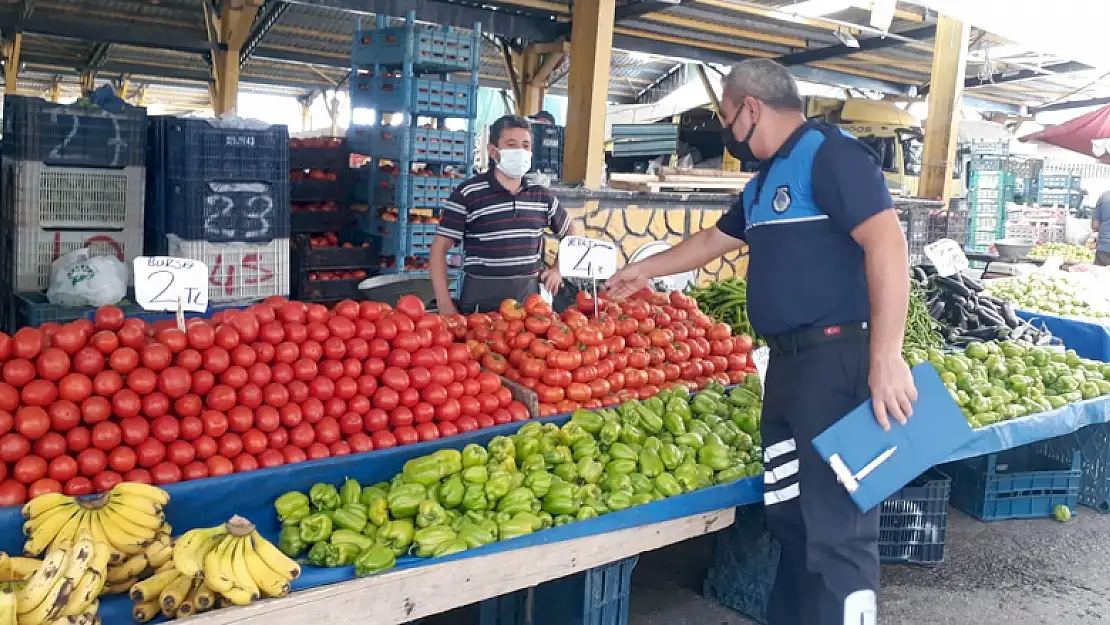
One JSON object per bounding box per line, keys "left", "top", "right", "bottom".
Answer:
{"left": 272, "top": 379, "right": 764, "bottom": 579}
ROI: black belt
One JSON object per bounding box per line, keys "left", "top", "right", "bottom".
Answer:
{"left": 765, "top": 322, "right": 869, "bottom": 356}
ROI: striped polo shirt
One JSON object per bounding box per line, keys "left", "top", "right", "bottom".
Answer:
{"left": 436, "top": 170, "right": 571, "bottom": 277}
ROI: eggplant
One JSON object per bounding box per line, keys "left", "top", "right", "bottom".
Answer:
{"left": 977, "top": 308, "right": 1006, "bottom": 328}
{"left": 929, "top": 300, "right": 947, "bottom": 318}
{"left": 935, "top": 275, "right": 972, "bottom": 298}
{"left": 963, "top": 327, "right": 1004, "bottom": 340}
{"left": 1000, "top": 302, "right": 1021, "bottom": 329}
{"left": 960, "top": 274, "right": 985, "bottom": 292}
{"left": 911, "top": 266, "right": 929, "bottom": 284}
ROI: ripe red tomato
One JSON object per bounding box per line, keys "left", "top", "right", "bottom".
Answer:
{"left": 231, "top": 453, "right": 259, "bottom": 472}
{"left": 33, "top": 432, "right": 66, "bottom": 460}
{"left": 391, "top": 426, "right": 417, "bottom": 446}
{"left": 65, "top": 427, "right": 90, "bottom": 454}
{"left": 0, "top": 385, "right": 16, "bottom": 412}
{"left": 151, "top": 462, "right": 182, "bottom": 485}
{"left": 57, "top": 373, "right": 92, "bottom": 403}
{"left": 281, "top": 446, "right": 307, "bottom": 465}
{"left": 267, "top": 427, "right": 288, "bottom": 450}
{"left": 21, "top": 380, "right": 57, "bottom": 407}
{"left": 364, "top": 409, "right": 389, "bottom": 433}
{"left": 76, "top": 447, "right": 108, "bottom": 477}
{"left": 194, "top": 434, "right": 218, "bottom": 460}
{"left": 182, "top": 461, "right": 209, "bottom": 481}
{"left": 289, "top": 423, "right": 314, "bottom": 449}
{"left": 436, "top": 398, "right": 461, "bottom": 422}
{"left": 314, "top": 417, "right": 341, "bottom": 445}
{"left": 258, "top": 449, "right": 284, "bottom": 468}
{"left": 173, "top": 392, "right": 201, "bottom": 418}
{"left": 16, "top": 406, "right": 50, "bottom": 440}
{"left": 241, "top": 429, "right": 268, "bottom": 455}
{"left": 3, "top": 360, "right": 36, "bottom": 387}
{"left": 413, "top": 422, "right": 438, "bottom": 442}
{"left": 302, "top": 398, "right": 325, "bottom": 424}
{"left": 34, "top": 348, "right": 69, "bottom": 382}
{"left": 206, "top": 455, "right": 234, "bottom": 476}
{"left": 165, "top": 440, "right": 196, "bottom": 466}
{"left": 49, "top": 454, "right": 79, "bottom": 482}
{"left": 319, "top": 360, "right": 344, "bottom": 381}
{"left": 91, "top": 421, "right": 122, "bottom": 451}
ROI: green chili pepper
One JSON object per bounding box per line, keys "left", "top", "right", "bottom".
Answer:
{"left": 413, "top": 526, "right": 459, "bottom": 558}
{"left": 462, "top": 444, "right": 489, "bottom": 468}
{"left": 354, "top": 544, "right": 396, "bottom": 577}
{"left": 332, "top": 504, "right": 369, "bottom": 533}
{"left": 278, "top": 524, "right": 306, "bottom": 558}
{"left": 388, "top": 483, "right": 426, "bottom": 519}
{"left": 274, "top": 491, "right": 311, "bottom": 524}
{"left": 299, "top": 512, "right": 333, "bottom": 543}
{"left": 339, "top": 478, "right": 362, "bottom": 507}
{"left": 309, "top": 483, "right": 341, "bottom": 512}
{"left": 417, "top": 499, "right": 449, "bottom": 529}
{"left": 437, "top": 475, "right": 466, "bottom": 509}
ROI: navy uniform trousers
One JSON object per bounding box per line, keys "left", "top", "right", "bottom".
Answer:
{"left": 760, "top": 332, "right": 880, "bottom": 625}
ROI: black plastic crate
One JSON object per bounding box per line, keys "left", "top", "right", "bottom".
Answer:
{"left": 289, "top": 138, "right": 350, "bottom": 170}
{"left": 479, "top": 556, "right": 637, "bottom": 625}
{"left": 294, "top": 243, "right": 379, "bottom": 270}
{"left": 160, "top": 179, "right": 291, "bottom": 244}
{"left": 149, "top": 116, "right": 288, "bottom": 182}
{"left": 879, "top": 470, "right": 951, "bottom": 565}
{"left": 532, "top": 124, "right": 564, "bottom": 178}
{"left": 3, "top": 95, "right": 147, "bottom": 169}
{"left": 294, "top": 275, "right": 368, "bottom": 301}
{"left": 291, "top": 177, "right": 349, "bottom": 202}
{"left": 291, "top": 209, "right": 357, "bottom": 235}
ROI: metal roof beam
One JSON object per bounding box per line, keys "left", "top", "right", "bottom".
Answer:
{"left": 280, "top": 0, "right": 557, "bottom": 40}
{"left": 1033, "top": 96, "right": 1110, "bottom": 114}
{"left": 239, "top": 0, "right": 289, "bottom": 68}
{"left": 960, "top": 61, "right": 1092, "bottom": 91}
{"left": 82, "top": 42, "right": 112, "bottom": 72}
{"left": 0, "top": 12, "right": 212, "bottom": 55}
{"left": 776, "top": 24, "right": 937, "bottom": 66}
{"left": 615, "top": 0, "right": 684, "bottom": 22}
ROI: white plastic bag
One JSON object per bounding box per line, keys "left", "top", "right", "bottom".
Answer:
{"left": 46, "top": 248, "right": 128, "bottom": 307}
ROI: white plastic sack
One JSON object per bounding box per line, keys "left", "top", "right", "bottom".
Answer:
{"left": 1065, "top": 216, "right": 1092, "bottom": 245}
{"left": 46, "top": 248, "right": 128, "bottom": 307}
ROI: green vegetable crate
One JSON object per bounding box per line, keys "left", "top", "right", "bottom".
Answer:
{"left": 1035, "top": 423, "right": 1110, "bottom": 513}
{"left": 943, "top": 445, "right": 1080, "bottom": 521}
{"left": 703, "top": 471, "right": 953, "bottom": 625}
{"left": 479, "top": 556, "right": 637, "bottom": 625}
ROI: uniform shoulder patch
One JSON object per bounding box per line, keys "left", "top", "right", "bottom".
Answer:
{"left": 772, "top": 185, "right": 792, "bottom": 214}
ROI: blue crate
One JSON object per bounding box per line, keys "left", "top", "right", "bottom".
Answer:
{"left": 351, "top": 75, "right": 476, "bottom": 118}
{"left": 2, "top": 95, "right": 147, "bottom": 169}
{"left": 1038, "top": 173, "right": 1082, "bottom": 189}
{"left": 375, "top": 222, "right": 461, "bottom": 259}
{"left": 149, "top": 117, "right": 288, "bottom": 182}
{"left": 352, "top": 21, "right": 479, "bottom": 73}
{"left": 348, "top": 125, "right": 470, "bottom": 165}
{"left": 479, "top": 556, "right": 637, "bottom": 625}
{"left": 368, "top": 172, "right": 459, "bottom": 208}
{"left": 944, "top": 446, "right": 1080, "bottom": 521}
{"left": 13, "top": 291, "right": 253, "bottom": 330}
{"left": 159, "top": 179, "right": 291, "bottom": 244}
{"left": 1036, "top": 424, "right": 1110, "bottom": 513}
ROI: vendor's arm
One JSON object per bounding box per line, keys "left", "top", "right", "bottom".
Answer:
{"left": 541, "top": 195, "right": 579, "bottom": 293}
{"left": 1094, "top": 191, "right": 1110, "bottom": 238}
{"left": 605, "top": 197, "right": 747, "bottom": 299}
{"left": 813, "top": 137, "right": 917, "bottom": 429}
{"left": 432, "top": 192, "right": 467, "bottom": 315}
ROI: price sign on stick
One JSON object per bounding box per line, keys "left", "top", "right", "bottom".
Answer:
{"left": 134, "top": 257, "right": 209, "bottom": 314}
{"left": 558, "top": 236, "right": 619, "bottom": 280}
{"left": 923, "top": 238, "right": 969, "bottom": 277}
{"left": 751, "top": 346, "right": 770, "bottom": 396}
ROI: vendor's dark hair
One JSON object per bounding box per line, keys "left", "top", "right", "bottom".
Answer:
{"left": 490, "top": 115, "right": 532, "bottom": 145}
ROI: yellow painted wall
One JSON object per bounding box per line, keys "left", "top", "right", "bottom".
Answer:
{"left": 546, "top": 200, "right": 748, "bottom": 282}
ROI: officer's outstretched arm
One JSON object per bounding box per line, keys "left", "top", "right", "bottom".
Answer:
{"left": 605, "top": 228, "right": 742, "bottom": 299}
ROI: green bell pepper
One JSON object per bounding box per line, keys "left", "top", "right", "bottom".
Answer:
{"left": 602, "top": 472, "right": 634, "bottom": 494}
{"left": 462, "top": 465, "right": 489, "bottom": 485}
{"left": 698, "top": 443, "right": 732, "bottom": 471}
{"left": 537, "top": 511, "right": 554, "bottom": 529}
{"left": 729, "top": 386, "right": 761, "bottom": 408}
{"left": 654, "top": 473, "right": 682, "bottom": 497}
{"left": 696, "top": 464, "right": 716, "bottom": 487}
{"left": 571, "top": 408, "right": 604, "bottom": 433}
{"left": 330, "top": 528, "right": 373, "bottom": 552}
{"left": 363, "top": 523, "right": 379, "bottom": 541}
{"left": 542, "top": 482, "right": 580, "bottom": 515}
{"left": 628, "top": 473, "right": 654, "bottom": 495}
{"left": 278, "top": 524, "right": 306, "bottom": 558}
{"left": 712, "top": 424, "right": 737, "bottom": 445}
{"left": 618, "top": 424, "right": 645, "bottom": 446}
{"left": 463, "top": 484, "right": 489, "bottom": 511}
{"left": 543, "top": 445, "right": 574, "bottom": 466}
{"left": 367, "top": 497, "right": 389, "bottom": 527}
{"left": 675, "top": 432, "right": 704, "bottom": 450}
{"left": 631, "top": 493, "right": 654, "bottom": 506}
{"left": 521, "top": 453, "right": 547, "bottom": 473}
{"left": 638, "top": 408, "right": 664, "bottom": 434}
{"left": 642, "top": 396, "right": 665, "bottom": 417}
{"left": 716, "top": 466, "right": 747, "bottom": 483}
{"left": 388, "top": 483, "right": 426, "bottom": 518}
{"left": 662, "top": 410, "right": 687, "bottom": 436}
{"left": 599, "top": 421, "right": 621, "bottom": 446}
{"left": 704, "top": 432, "right": 725, "bottom": 448}
{"left": 609, "top": 442, "right": 638, "bottom": 462}
{"left": 572, "top": 438, "right": 599, "bottom": 461}
{"left": 607, "top": 459, "right": 637, "bottom": 475}
{"left": 299, "top": 512, "right": 333, "bottom": 543}
{"left": 520, "top": 421, "right": 545, "bottom": 437}
{"left": 747, "top": 461, "right": 764, "bottom": 476}
{"left": 307, "top": 541, "right": 335, "bottom": 567}
{"left": 339, "top": 478, "right": 362, "bottom": 507}
{"left": 552, "top": 462, "right": 579, "bottom": 483}
{"left": 578, "top": 458, "right": 604, "bottom": 485}
{"left": 354, "top": 544, "right": 396, "bottom": 577}
{"left": 639, "top": 449, "right": 664, "bottom": 478}
{"left": 433, "top": 539, "right": 468, "bottom": 558}
{"left": 433, "top": 449, "right": 463, "bottom": 476}
{"left": 462, "top": 443, "right": 489, "bottom": 468}
{"left": 692, "top": 393, "right": 720, "bottom": 416}
{"left": 275, "top": 491, "right": 311, "bottom": 524}
{"left": 576, "top": 506, "right": 598, "bottom": 521}
{"left": 402, "top": 456, "right": 444, "bottom": 487}
{"left": 560, "top": 421, "right": 590, "bottom": 445}
{"left": 576, "top": 484, "right": 603, "bottom": 502}
{"left": 489, "top": 455, "right": 518, "bottom": 475}
{"left": 553, "top": 514, "right": 575, "bottom": 527}
{"left": 525, "top": 471, "right": 553, "bottom": 498}
{"left": 417, "top": 499, "right": 449, "bottom": 528}
{"left": 689, "top": 420, "right": 712, "bottom": 438}
{"left": 332, "top": 504, "right": 369, "bottom": 533}
{"left": 309, "top": 483, "right": 341, "bottom": 512}
{"left": 617, "top": 400, "right": 642, "bottom": 425}
{"left": 327, "top": 543, "right": 360, "bottom": 567}
{"left": 497, "top": 518, "right": 534, "bottom": 540}
{"left": 497, "top": 487, "right": 537, "bottom": 515}
{"left": 494, "top": 511, "right": 513, "bottom": 525}
{"left": 514, "top": 436, "right": 541, "bottom": 464}
{"left": 514, "top": 511, "right": 543, "bottom": 532}
{"left": 660, "top": 444, "right": 683, "bottom": 470}
{"left": 413, "top": 525, "right": 458, "bottom": 558}
{"left": 437, "top": 475, "right": 466, "bottom": 509}
{"left": 674, "top": 462, "right": 699, "bottom": 492}
{"left": 360, "top": 483, "right": 390, "bottom": 506}
{"left": 377, "top": 519, "right": 415, "bottom": 556}
{"left": 642, "top": 436, "right": 662, "bottom": 453}
{"left": 457, "top": 522, "right": 496, "bottom": 548}
{"left": 484, "top": 472, "right": 513, "bottom": 502}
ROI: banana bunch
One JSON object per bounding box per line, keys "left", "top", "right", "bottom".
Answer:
{"left": 22, "top": 483, "right": 170, "bottom": 561}
{"left": 102, "top": 532, "right": 175, "bottom": 596}
{"left": 130, "top": 569, "right": 219, "bottom": 622}
{"left": 171, "top": 516, "right": 300, "bottom": 608}
{"left": 4, "top": 529, "right": 110, "bottom": 625}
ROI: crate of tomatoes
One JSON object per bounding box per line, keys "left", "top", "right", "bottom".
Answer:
{"left": 452, "top": 290, "right": 756, "bottom": 417}
{"left": 0, "top": 295, "right": 532, "bottom": 506}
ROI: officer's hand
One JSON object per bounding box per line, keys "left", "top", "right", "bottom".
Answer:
{"left": 869, "top": 352, "right": 917, "bottom": 431}
{"left": 604, "top": 264, "right": 650, "bottom": 300}
{"left": 540, "top": 267, "right": 563, "bottom": 294}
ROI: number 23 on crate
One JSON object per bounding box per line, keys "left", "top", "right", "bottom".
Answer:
{"left": 133, "top": 256, "right": 209, "bottom": 313}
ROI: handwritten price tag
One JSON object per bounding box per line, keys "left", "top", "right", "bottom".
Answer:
{"left": 751, "top": 346, "right": 769, "bottom": 396}
{"left": 134, "top": 257, "right": 209, "bottom": 313}
{"left": 923, "top": 238, "right": 968, "bottom": 277}
{"left": 558, "top": 236, "right": 618, "bottom": 280}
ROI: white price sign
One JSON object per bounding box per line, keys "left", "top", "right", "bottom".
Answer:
{"left": 133, "top": 257, "right": 209, "bottom": 313}
{"left": 751, "top": 346, "right": 769, "bottom": 396}
{"left": 923, "top": 238, "right": 969, "bottom": 277}
{"left": 558, "top": 236, "right": 618, "bottom": 280}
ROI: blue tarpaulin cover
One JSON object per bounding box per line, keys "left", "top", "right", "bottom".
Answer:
{"left": 1017, "top": 309, "right": 1110, "bottom": 362}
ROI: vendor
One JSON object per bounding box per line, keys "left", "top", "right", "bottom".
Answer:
{"left": 530, "top": 110, "right": 556, "bottom": 125}
{"left": 1091, "top": 189, "right": 1110, "bottom": 265}
{"left": 431, "top": 115, "right": 581, "bottom": 314}
{"left": 605, "top": 59, "right": 916, "bottom": 625}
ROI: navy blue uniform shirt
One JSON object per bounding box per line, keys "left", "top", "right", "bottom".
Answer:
{"left": 716, "top": 119, "right": 893, "bottom": 337}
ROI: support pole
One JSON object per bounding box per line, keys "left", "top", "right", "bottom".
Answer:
{"left": 3, "top": 32, "right": 21, "bottom": 95}
{"left": 208, "top": 0, "right": 263, "bottom": 115}
{"left": 919, "top": 14, "right": 969, "bottom": 202}
{"left": 563, "top": 0, "right": 615, "bottom": 188}
{"left": 48, "top": 78, "right": 60, "bottom": 103}
{"left": 79, "top": 72, "right": 94, "bottom": 94}
{"left": 299, "top": 95, "right": 312, "bottom": 132}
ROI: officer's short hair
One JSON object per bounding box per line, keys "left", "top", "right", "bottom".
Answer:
{"left": 490, "top": 115, "right": 532, "bottom": 146}
{"left": 723, "top": 59, "right": 804, "bottom": 111}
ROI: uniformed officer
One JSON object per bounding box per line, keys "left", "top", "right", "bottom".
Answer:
{"left": 605, "top": 59, "right": 917, "bottom": 625}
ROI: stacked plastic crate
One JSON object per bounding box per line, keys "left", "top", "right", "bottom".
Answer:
{"left": 1031, "top": 171, "right": 1083, "bottom": 211}
{"left": 146, "top": 118, "right": 290, "bottom": 303}
{"left": 0, "top": 95, "right": 148, "bottom": 331}
{"left": 531, "top": 124, "right": 565, "bottom": 180}
{"left": 966, "top": 153, "right": 1018, "bottom": 253}
{"left": 289, "top": 138, "right": 379, "bottom": 301}
{"left": 347, "top": 12, "right": 479, "bottom": 298}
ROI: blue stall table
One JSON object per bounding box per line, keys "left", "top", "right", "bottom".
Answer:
{"left": 1017, "top": 309, "right": 1110, "bottom": 362}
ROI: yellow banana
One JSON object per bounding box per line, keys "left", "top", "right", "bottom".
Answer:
{"left": 159, "top": 572, "right": 193, "bottom": 615}
{"left": 81, "top": 600, "right": 97, "bottom": 619}
{"left": 131, "top": 599, "right": 160, "bottom": 623}
{"left": 101, "top": 577, "right": 138, "bottom": 596}
{"left": 143, "top": 544, "right": 171, "bottom": 570}
{"left": 21, "top": 507, "right": 80, "bottom": 556}
{"left": 0, "top": 586, "right": 16, "bottom": 625}
{"left": 17, "top": 543, "right": 69, "bottom": 611}
{"left": 175, "top": 527, "right": 228, "bottom": 579}
{"left": 105, "top": 493, "right": 162, "bottom": 521}
{"left": 128, "top": 569, "right": 180, "bottom": 604}
{"left": 176, "top": 580, "right": 201, "bottom": 618}
{"left": 155, "top": 559, "right": 175, "bottom": 574}
{"left": 229, "top": 537, "right": 260, "bottom": 600}
{"left": 250, "top": 531, "right": 301, "bottom": 581}
{"left": 105, "top": 553, "right": 146, "bottom": 584}
{"left": 0, "top": 552, "right": 10, "bottom": 578}
{"left": 16, "top": 576, "right": 73, "bottom": 625}
{"left": 103, "top": 501, "right": 163, "bottom": 534}
{"left": 194, "top": 583, "right": 217, "bottom": 611}
{"left": 60, "top": 531, "right": 94, "bottom": 585}
{"left": 159, "top": 522, "right": 173, "bottom": 537}
{"left": 7, "top": 558, "right": 41, "bottom": 580}
{"left": 241, "top": 538, "right": 290, "bottom": 598}
{"left": 22, "top": 503, "right": 77, "bottom": 536}
{"left": 60, "top": 568, "right": 102, "bottom": 617}
{"left": 21, "top": 494, "right": 75, "bottom": 520}
{"left": 109, "top": 483, "right": 169, "bottom": 506}
{"left": 25, "top": 511, "right": 84, "bottom": 558}
{"left": 95, "top": 507, "right": 152, "bottom": 557}
{"left": 202, "top": 538, "right": 256, "bottom": 605}
{"left": 84, "top": 514, "right": 110, "bottom": 556}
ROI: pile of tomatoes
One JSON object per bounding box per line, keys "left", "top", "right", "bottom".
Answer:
{"left": 456, "top": 291, "right": 756, "bottom": 416}
{"left": 0, "top": 295, "right": 526, "bottom": 505}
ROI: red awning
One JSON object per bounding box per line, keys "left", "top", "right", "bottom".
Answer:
{"left": 1020, "top": 104, "right": 1110, "bottom": 164}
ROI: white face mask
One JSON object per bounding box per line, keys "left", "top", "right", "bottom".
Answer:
{"left": 494, "top": 147, "right": 532, "bottom": 179}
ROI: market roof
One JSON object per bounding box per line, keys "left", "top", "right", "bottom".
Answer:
{"left": 1, "top": 0, "right": 1108, "bottom": 114}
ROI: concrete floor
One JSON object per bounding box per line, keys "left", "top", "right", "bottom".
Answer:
{"left": 629, "top": 507, "right": 1110, "bottom": 625}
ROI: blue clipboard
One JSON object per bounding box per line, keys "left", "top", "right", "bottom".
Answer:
{"left": 811, "top": 364, "right": 974, "bottom": 512}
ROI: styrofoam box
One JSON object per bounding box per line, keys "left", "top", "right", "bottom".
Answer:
{"left": 14, "top": 227, "right": 143, "bottom": 291}
{"left": 167, "top": 236, "right": 290, "bottom": 303}
{"left": 3, "top": 160, "right": 144, "bottom": 229}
